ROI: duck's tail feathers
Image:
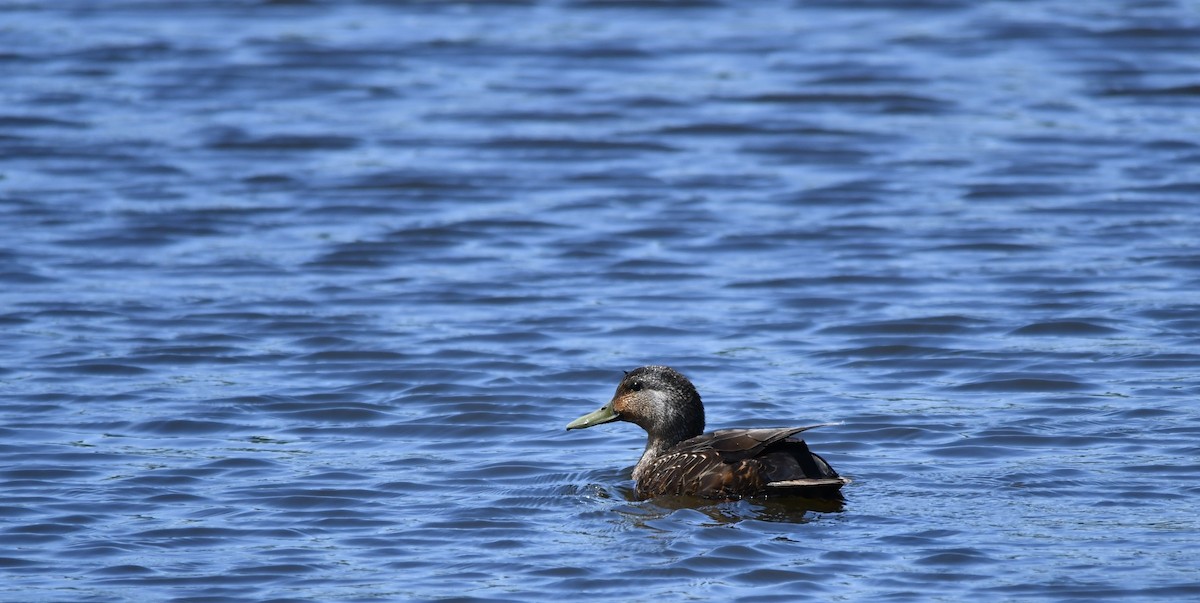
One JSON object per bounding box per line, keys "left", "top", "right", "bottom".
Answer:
{"left": 765, "top": 476, "right": 851, "bottom": 498}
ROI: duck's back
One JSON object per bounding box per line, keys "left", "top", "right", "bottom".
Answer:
{"left": 634, "top": 425, "right": 848, "bottom": 500}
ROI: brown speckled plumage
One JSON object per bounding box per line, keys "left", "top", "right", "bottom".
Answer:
{"left": 566, "top": 366, "right": 849, "bottom": 500}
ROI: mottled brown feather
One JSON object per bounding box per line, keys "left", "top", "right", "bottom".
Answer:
{"left": 634, "top": 425, "right": 847, "bottom": 499}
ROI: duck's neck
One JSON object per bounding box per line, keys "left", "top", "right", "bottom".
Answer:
{"left": 631, "top": 417, "right": 704, "bottom": 482}
{"left": 632, "top": 436, "right": 676, "bottom": 482}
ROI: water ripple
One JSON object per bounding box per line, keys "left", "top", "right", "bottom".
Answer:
{"left": 2, "top": 0, "right": 1199, "bottom": 601}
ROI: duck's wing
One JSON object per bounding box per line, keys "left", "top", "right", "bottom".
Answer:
{"left": 636, "top": 424, "right": 845, "bottom": 499}
{"left": 689, "top": 424, "right": 839, "bottom": 462}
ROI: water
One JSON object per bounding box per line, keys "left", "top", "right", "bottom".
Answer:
{"left": 2, "top": 0, "right": 1199, "bottom": 601}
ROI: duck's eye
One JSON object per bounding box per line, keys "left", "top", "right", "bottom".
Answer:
{"left": 629, "top": 380, "right": 643, "bottom": 392}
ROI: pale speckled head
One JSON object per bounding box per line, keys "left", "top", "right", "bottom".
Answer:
{"left": 566, "top": 365, "right": 705, "bottom": 446}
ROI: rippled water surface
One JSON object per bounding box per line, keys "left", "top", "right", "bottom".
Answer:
{"left": 3, "top": 1, "right": 1200, "bottom": 601}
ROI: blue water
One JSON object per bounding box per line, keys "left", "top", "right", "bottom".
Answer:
{"left": 2, "top": 1, "right": 1199, "bottom": 601}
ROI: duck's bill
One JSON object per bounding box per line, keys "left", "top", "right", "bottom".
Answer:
{"left": 565, "top": 404, "right": 619, "bottom": 430}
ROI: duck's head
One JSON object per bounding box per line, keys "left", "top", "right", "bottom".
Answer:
{"left": 566, "top": 365, "right": 705, "bottom": 445}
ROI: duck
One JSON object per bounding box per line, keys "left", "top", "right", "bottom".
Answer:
{"left": 566, "top": 365, "right": 849, "bottom": 500}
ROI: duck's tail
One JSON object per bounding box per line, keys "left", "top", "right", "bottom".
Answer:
{"left": 765, "top": 476, "right": 851, "bottom": 498}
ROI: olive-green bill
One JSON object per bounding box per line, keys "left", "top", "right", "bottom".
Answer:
{"left": 565, "top": 403, "right": 619, "bottom": 430}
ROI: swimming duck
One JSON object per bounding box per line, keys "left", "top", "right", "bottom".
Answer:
{"left": 566, "top": 365, "right": 849, "bottom": 500}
